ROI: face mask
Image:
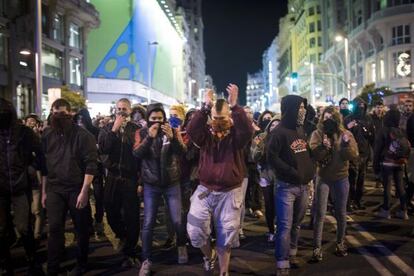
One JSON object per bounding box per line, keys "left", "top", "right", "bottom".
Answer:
{"left": 0, "top": 112, "right": 12, "bottom": 130}
{"left": 323, "top": 118, "right": 338, "bottom": 137}
{"left": 296, "top": 109, "right": 306, "bottom": 126}
{"left": 51, "top": 112, "right": 73, "bottom": 134}
{"left": 169, "top": 117, "right": 182, "bottom": 129}
{"left": 259, "top": 119, "right": 271, "bottom": 131}
{"left": 340, "top": 109, "right": 351, "bottom": 118}
{"left": 148, "top": 121, "right": 163, "bottom": 136}
{"left": 211, "top": 119, "right": 232, "bottom": 139}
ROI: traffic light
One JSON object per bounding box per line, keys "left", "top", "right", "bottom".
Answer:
{"left": 291, "top": 72, "right": 298, "bottom": 80}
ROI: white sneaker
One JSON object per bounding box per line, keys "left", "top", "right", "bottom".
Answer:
{"left": 139, "top": 259, "right": 152, "bottom": 276}
{"left": 177, "top": 246, "right": 188, "bottom": 264}
{"left": 254, "top": 210, "right": 264, "bottom": 218}
{"left": 203, "top": 249, "right": 217, "bottom": 273}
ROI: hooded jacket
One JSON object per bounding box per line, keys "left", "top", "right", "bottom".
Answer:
{"left": 309, "top": 108, "right": 359, "bottom": 182}
{"left": 0, "top": 98, "right": 44, "bottom": 196}
{"left": 250, "top": 115, "right": 281, "bottom": 184}
{"left": 266, "top": 95, "right": 316, "bottom": 185}
{"left": 187, "top": 104, "right": 254, "bottom": 192}
{"left": 344, "top": 97, "right": 375, "bottom": 158}
{"left": 133, "top": 103, "right": 185, "bottom": 187}
{"left": 373, "top": 108, "right": 411, "bottom": 172}
{"left": 74, "top": 108, "right": 100, "bottom": 141}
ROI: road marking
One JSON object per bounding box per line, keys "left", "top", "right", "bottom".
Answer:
{"left": 326, "top": 215, "right": 414, "bottom": 275}
{"left": 326, "top": 216, "right": 393, "bottom": 276}
{"left": 351, "top": 222, "right": 414, "bottom": 275}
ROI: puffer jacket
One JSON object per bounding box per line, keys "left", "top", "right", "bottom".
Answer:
{"left": 133, "top": 127, "right": 185, "bottom": 187}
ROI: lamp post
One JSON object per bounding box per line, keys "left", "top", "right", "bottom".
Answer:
{"left": 147, "top": 41, "right": 158, "bottom": 104}
{"left": 335, "top": 35, "right": 351, "bottom": 100}
{"left": 305, "top": 61, "right": 316, "bottom": 106}
{"left": 35, "top": 0, "right": 42, "bottom": 115}
{"left": 188, "top": 79, "right": 196, "bottom": 105}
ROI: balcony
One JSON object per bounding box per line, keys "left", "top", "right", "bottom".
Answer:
{"left": 367, "top": 4, "right": 414, "bottom": 27}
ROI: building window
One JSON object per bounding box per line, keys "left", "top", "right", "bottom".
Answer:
{"left": 389, "top": 0, "right": 414, "bottom": 7}
{"left": 371, "top": 63, "right": 376, "bottom": 83}
{"left": 309, "top": 38, "right": 316, "bottom": 48}
{"left": 42, "top": 45, "right": 63, "bottom": 80}
{"left": 379, "top": 36, "right": 384, "bottom": 51}
{"left": 310, "top": 54, "right": 316, "bottom": 63}
{"left": 41, "top": 4, "right": 50, "bottom": 36}
{"left": 318, "top": 53, "right": 322, "bottom": 61}
{"left": 52, "top": 14, "right": 64, "bottom": 43}
{"left": 317, "top": 36, "right": 322, "bottom": 47}
{"left": 309, "top": 22, "right": 315, "bottom": 33}
{"left": 317, "top": 20, "right": 322, "bottom": 31}
{"left": 308, "top": 7, "right": 315, "bottom": 16}
{"left": 367, "top": 42, "right": 374, "bottom": 57}
{"left": 69, "top": 57, "right": 82, "bottom": 86}
{"left": 380, "top": 59, "right": 385, "bottom": 80}
{"left": 69, "top": 23, "right": 82, "bottom": 49}
{"left": 393, "top": 50, "right": 411, "bottom": 78}
{"left": 0, "top": 33, "right": 6, "bottom": 66}
{"left": 392, "top": 25, "right": 410, "bottom": 45}
{"left": 0, "top": 0, "right": 4, "bottom": 16}
{"left": 316, "top": 5, "right": 321, "bottom": 14}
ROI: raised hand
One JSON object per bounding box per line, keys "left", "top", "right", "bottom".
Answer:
{"left": 226, "top": 84, "right": 239, "bottom": 107}
{"left": 204, "top": 89, "right": 214, "bottom": 107}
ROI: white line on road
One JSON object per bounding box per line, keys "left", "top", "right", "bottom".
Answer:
{"left": 351, "top": 222, "right": 414, "bottom": 275}
{"left": 326, "top": 216, "right": 393, "bottom": 276}
{"left": 326, "top": 215, "right": 414, "bottom": 275}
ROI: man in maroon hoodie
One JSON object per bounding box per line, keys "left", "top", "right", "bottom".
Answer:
{"left": 186, "top": 84, "right": 254, "bottom": 276}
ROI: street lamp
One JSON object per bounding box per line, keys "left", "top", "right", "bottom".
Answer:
{"left": 304, "top": 61, "right": 316, "bottom": 106}
{"left": 335, "top": 34, "right": 351, "bottom": 100}
{"left": 188, "top": 79, "right": 196, "bottom": 105}
{"left": 19, "top": 49, "right": 31, "bottom": 55}
{"left": 147, "top": 41, "right": 159, "bottom": 104}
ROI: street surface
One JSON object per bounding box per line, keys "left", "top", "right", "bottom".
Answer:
{"left": 10, "top": 175, "right": 414, "bottom": 275}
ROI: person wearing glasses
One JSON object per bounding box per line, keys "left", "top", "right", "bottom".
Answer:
{"left": 98, "top": 98, "right": 141, "bottom": 268}
{"left": 41, "top": 99, "right": 98, "bottom": 275}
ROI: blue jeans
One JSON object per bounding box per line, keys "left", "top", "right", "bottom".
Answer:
{"left": 142, "top": 184, "right": 185, "bottom": 261}
{"left": 275, "top": 181, "right": 309, "bottom": 269}
{"left": 313, "top": 177, "right": 349, "bottom": 249}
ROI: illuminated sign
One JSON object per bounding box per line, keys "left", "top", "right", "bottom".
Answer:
{"left": 396, "top": 52, "right": 411, "bottom": 77}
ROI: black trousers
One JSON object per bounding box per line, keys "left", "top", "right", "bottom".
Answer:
{"left": 104, "top": 174, "right": 140, "bottom": 258}
{"left": 0, "top": 193, "right": 35, "bottom": 271}
{"left": 348, "top": 156, "right": 368, "bottom": 204}
{"left": 246, "top": 167, "right": 262, "bottom": 211}
{"left": 92, "top": 173, "right": 105, "bottom": 224}
{"left": 47, "top": 191, "right": 90, "bottom": 274}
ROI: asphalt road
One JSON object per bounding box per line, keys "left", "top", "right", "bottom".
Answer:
{"left": 9, "top": 176, "right": 414, "bottom": 276}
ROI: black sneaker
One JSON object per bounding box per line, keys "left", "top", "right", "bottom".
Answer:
{"left": 311, "top": 248, "right": 323, "bottom": 263}
{"left": 355, "top": 202, "right": 366, "bottom": 210}
{"left": 289, "top": 255, "right": 300, "bottom": 268}
{"left": 67, "top": 266, "right": 87, "bottom": 276}
{"left": 161, "top": 238, "right": 175, "bottom": 251}
{"left": 335, "top": 242, "right": 348, "bottom": 257}
{"left": 121, "top": 257, "right": 141, "bottom": 269}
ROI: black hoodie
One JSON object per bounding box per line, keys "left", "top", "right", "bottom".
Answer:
{"left": 373, "top": 108, "right": 411, "bottom": 172}
{"left": 0, "top": 98, "right": 44, "bottom": 196}
{"left": 266, "top": 95, "right": 316, "bottom": 185}
{"left": 344, "top": 97, "right": 375, "bottom": 157}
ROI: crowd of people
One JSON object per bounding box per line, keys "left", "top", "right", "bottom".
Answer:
{"left": 1, "top": 84, "right": 414, "bottom": 276}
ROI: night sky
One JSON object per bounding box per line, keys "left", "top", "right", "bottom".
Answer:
{"left": 202, "top": 0, "right": 288, "bottom": 105}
